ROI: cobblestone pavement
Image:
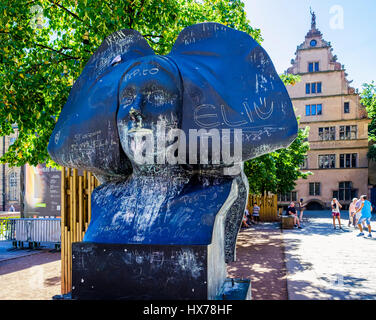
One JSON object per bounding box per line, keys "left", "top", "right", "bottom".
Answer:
{"left": 227, "top": 223, "right": 288, "bottom": 300}
{"left": 0, "top": 248, "right": 60, "bottom": 300}
{"left": 283, "top": 210, "right": 376, "bottom": 300}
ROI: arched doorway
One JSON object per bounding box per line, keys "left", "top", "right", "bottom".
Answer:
{"left": 305, "top": 200, "right": 325, "bottom": 211}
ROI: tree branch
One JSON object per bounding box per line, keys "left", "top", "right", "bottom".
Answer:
{"left": 0, "top": 31, "right": 81, "bottom": 60}
{"left": 47, "top": 0, "right": 84, "bottom": 22}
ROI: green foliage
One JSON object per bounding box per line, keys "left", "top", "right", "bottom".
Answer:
{"left": 1, "top": 0, "right": 310, "bottom": 196}
{"left": 0, "top": 0, "right": 262, "bottom": 167}
{"left": 244, "top": 123, "right": 311, "bottom": 195}
{"left": 360, "top": 81, "right": 376, "bottom": 160}
{"left": 279, "top": 73, "right": 301, "bottom": 87}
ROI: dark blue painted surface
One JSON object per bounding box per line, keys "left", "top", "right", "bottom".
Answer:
{"left": 167, "top": 23, "right": 298, "bottom": 161}
{"left": 84, "top": 174, "right": 232, "bottom": 245}
{"left": 48, "top": 23, "right": 297, "bottom": 251}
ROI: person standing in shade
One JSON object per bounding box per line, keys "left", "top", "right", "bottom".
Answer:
{"left": 252, "top": 202, "right": 260, "bottom": 224}
{"left": 331, "top": 198, "right": 342, "bottom": 230}
{"left": 287, "top": 202, "right": 302, "bottom": 229}
{"left": 348, "top": 198, "right": 358, "bottom": 227}
{"left": 355, "top": 195, "right": 373, "bottom": 238}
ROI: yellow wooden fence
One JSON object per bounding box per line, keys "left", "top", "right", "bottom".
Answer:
{"left": 60, "top": 167, "right": 99, "bottom": 295}
{"left": 247, "top": 193, "right": 279, "bottom": 222}
{"left": 60, "top": 168, "right": 278, "bottom": 294}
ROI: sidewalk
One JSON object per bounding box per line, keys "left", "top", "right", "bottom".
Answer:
{"left": 283, "top": 211, "right": 376, "bottom": 300}
{"left": 0, "top": 244, "right": 61, "bottom": 300}
{"left": 7, "top": 213, "right": 374, "bottom": 300}
{"left": 0, "top": 241, "right": 43, "bottom": 262}
{"left": 227, "top": 223, "right": 288, "bottom": 300}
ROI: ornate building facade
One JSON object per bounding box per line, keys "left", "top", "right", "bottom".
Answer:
{"left": 0, "top": 127, "right": 21, "bottom": 212}
{"left": 280, "top": 13, "right": 371, "bottom": 210}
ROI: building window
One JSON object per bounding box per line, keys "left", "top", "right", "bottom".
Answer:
{"left": 319, "top": 154, "right": 336, "bottom": 169}
{"left": 305, "top": 105, "right": 310, "bottom": 115}
{"left": 312, "top": 83, "right": 316, "bottom": 93}
{"left": 306, "top": 104, "right": 322, "bottom": 116}
{"left": 337, "top": 182, "right": 357, "bottom": 201}
{"left": 308, "top": 62, "right": 320, "bottom": 72}
{"left": 318, "top": 127, "right": 336, "bottom": 141}
{"left": 339, "top": 153, "right": 357, "bottom": 168}
{"left": 9, "top": 137, "right": 16, "bottom": 145}
{"left": 306, "top": 82, "right": 322, "bottom": 94}
{"left": 300, "top": 155, "right": 308, "bottom": 169}
{"left": 344, "top": 102, "right": 350, "bottom": 114}
{"left": 339, "top": 125, "right": 357, "bottom": 140}
{"left": 309, "top": 183, "right": 320, "bottom": 196}
{"left": 278, "top": 191, "right": 297, "bottom": 202}
{"left": 306, "top": 83, "right": 310, "bottom": 94}
{"left": 8, "top": 172, "right": 18, "bottom": 201}
{"left": 317, "top": 104, "right": 322, "bottom": 115}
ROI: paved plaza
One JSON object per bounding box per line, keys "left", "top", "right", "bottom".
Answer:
{"left": 0, "top": 242, "right": 61, "bottom": 300}
{"left": 283, "top": 210, "right": 376, "bottom": 300}
{"left": 228, "top": 223, "right": 288, "bottom": 300}
{"left": 0, "top": 211, "right": 375, "bottom": 300}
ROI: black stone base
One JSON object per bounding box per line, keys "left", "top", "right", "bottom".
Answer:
{"left": 52, "top": 279, "right": 251, "bottom": 300}
{"left": 71, "top": 242, "right": 227, "bottom": 300}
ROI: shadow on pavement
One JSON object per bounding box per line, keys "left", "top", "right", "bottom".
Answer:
{"left": 0, "top": 251, "right": 60, "bottom": 276}
{"left": 227, "top": 226, "right": 288, "bottom": 300}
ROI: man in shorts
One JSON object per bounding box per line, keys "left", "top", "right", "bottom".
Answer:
{"left": 355, "top": 195, "right": 373, "bottom": 238}
{"left": 355, "top": 197, "right": 366, "bottom": 230}
{"left": 287, "top": 202, "right": 302, "bottom": 229}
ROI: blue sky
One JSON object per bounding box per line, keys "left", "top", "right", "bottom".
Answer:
{"left": 243, "top": 0, "right": 376, "bottom": 90}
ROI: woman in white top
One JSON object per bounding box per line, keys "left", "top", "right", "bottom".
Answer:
{"left": 331, "top": 198, "right": 342, "bottom": 230}
{"left": 348, "top": 198, "right": 357, "bottom": 227}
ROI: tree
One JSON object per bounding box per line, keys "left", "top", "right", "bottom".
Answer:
{"left": 244, "top": 118, "right": 311, "bottom": 195}
{"left": 1, "top": 0, "right": 310, "bottom": 196}
{"left": 360, "top": 81, "right": 376, "bottom": 160}
{"left": 0, "top": 0, "right": 262, "bottom": 167}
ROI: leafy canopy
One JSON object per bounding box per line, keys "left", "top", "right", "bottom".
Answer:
{"left": 1, "top": 0, "right": 310, "bottom": 195}
{"left": 244, "top": 118, "right": 311, "bottom": 195}
{"left": 0, "top": 0, "right": 262, "bottom": 167}
{"left": 360, "top": 81, "right": 376, "bottom": 160}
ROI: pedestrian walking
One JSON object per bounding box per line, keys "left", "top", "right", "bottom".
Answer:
{"left": 349, "top": 198, "right": 358, "bottom": 227}
{"left": 287, "top": 202, "right": 302, "bottom": 229}
{"left": 355, "top": 198, "right": 366, "bottom": 230}
{"left": 355, "top": 195, "right": 373, "bottom": 238}
{"left": 331, "top": 198, "right": 342, "bottom": 230}
{"left": 297, "top": 198, "right": 305, "bottom": 222}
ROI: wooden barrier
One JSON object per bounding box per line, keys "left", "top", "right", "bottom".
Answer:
{"left": 60, "top": 167, "right": 99, "bottom": 295}
{"left": 247, "top": 193, "right": 279, "bottom": 222}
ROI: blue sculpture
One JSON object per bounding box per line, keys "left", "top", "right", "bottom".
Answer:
{"left": 48, "top": 23, "right": 297, "bottom": 299}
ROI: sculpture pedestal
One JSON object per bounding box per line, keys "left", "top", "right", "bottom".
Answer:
{"left": 71, "top": 242, "right": 232, "bottom": 300}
